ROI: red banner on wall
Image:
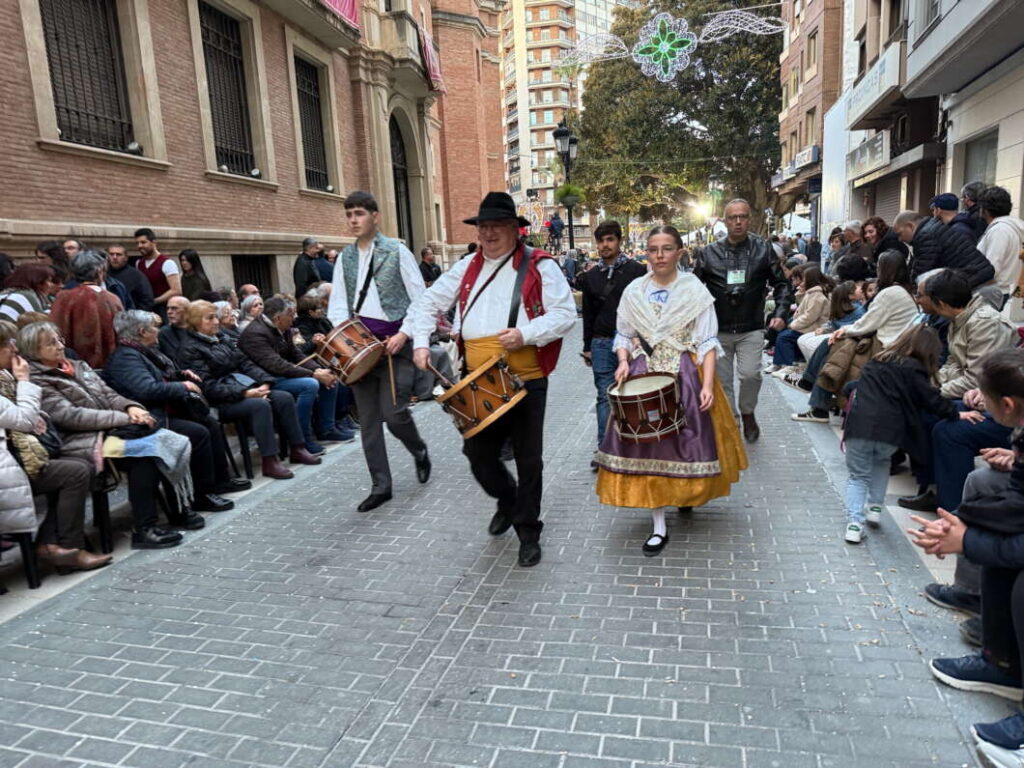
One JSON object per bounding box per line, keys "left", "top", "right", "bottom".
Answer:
{"left": 419, "top": 26, "right": 446, "bottom": 93}
{"left": 321, "top": 0, "right": 359, "bottom": 29}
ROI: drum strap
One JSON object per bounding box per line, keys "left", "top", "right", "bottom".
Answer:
{"left": 461, "top": 252, "right": 514, "bottom": 327}
{"left": 353, "top": 250, "right": 377, "bottom": 316}
{"left": 507, "top": 245, "right": 533, "bottom": 328}
{"left": 635, "top": 333, "right": 654, "bottom": 357}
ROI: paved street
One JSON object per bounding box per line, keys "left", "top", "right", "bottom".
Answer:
{"left": 0, "top": 323, "right": 1010, "bottom": 768}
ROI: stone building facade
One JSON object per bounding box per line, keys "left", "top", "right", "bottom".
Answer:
{"left": 0, "top": 0, "right": 504, "bottom": 289}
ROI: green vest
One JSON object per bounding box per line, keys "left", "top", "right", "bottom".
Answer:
{"left": 342, "top": 232, "right": 411, "bottom": 321}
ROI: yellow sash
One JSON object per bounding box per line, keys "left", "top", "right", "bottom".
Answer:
{"left": 465, "top": 336, "right": 543, "bottom": 380}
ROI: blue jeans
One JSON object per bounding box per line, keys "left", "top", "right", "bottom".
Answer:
{"left": 844, "top": 438, "right": 897, "bottom": 525}
{"left": 591, "top": 337, "right": 617, "bottom": 446}
{"left": 773, "top": 329, "right": 803, "bottom": 366}
{"left": 273, "top": 376, "right": 337, "bottom": 442}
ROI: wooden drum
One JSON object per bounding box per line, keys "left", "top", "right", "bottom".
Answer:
{"left": 436, "top": 356, "right": 526, "bottom": 440}
{"left": 608, "top": 373, "right": 686, "bottom": 444}
{"left": 302, "top": 318, "right": 384, "bottom": 385}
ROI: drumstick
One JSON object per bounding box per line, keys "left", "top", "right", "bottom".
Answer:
{"left": 426, "top": 363, "right": 455, "bottom": 389}
{"left": 387, "top": 352, "right": 397, "bottom": 407}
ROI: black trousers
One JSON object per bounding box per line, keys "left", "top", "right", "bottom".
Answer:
{"left": 462, "top": 377, "right": 547, "bottom": 544}
{"left": 982, "top": 566, "right": 1024, "bottom": 677}
{"left": 167, "top": 415, "right": 230, "bottom": 494}
{"left": 113, "top": 457, "right": 162, "bottom": 529}
{"left": 216, "top": 390, "right": 303, "bottom": 455}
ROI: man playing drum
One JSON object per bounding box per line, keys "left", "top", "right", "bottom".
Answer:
{"left": 407, "top": 192, "right": 576, "bottom": 567}
{"left": 327, "top": 190, "right": 431, "bottom": 513}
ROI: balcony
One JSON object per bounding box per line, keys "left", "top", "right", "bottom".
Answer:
{"left": 526, "top": 34, "right": 573, "bottom": 49}
{"left": 505, "top": 89, "right": 517, "bottom": 106}
{"left": 530, "top": 0, "right": 574, "bottom": 6}
{"left": 526, "top": 12, "right": 572, "bottom": 28}
{"left": 507, "top": 127, "right": 520, "bottom": 142}
{"left": 528, "top": 57, "right": 553, "bottom": 69}
{"left": 527, "top": 77, "right": 570, "bottom": 89}
{"left": 506, "top": 107, "right": 518, "bottom": 123}
{"left": 530, "top": 95, "right": 570, "bottom": 107}
{"left": 847, "top": 39, "right": 906, "bottom": 130}
{"left": 504, "top": 70, "right": 516, "bottom": 86}
{"left": 905, "top": 0, "right": 1024, "bottom": 97}
{"left": 380, "top": 11, "right": 429, "bottom": 96}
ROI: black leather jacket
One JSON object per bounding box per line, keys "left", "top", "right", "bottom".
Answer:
{"left": 694, "top": 233, "right": 793, "bottom": 334}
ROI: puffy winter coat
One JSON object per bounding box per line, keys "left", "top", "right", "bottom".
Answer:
{"left": 30, "top": 359, "right": 140, "bottom": 461}
{"left": 789, "top": 286, "right": 831, "bottom": 333}
{"left": 0, "top": 379, "right": 43, "bottom": 535}
{"left": 910, "top": 216, "right": 995, "bottom": 287}
{"left": 939, "top": 293, "right": 1017, "bottom": 398}
{"left": 175, "top": 331, "right": 275, "bottom": 405}
{"left": 817, "top": 334, "right": 882, "bottom": 405}
{"left": 102, "top": 343, "right": 191, "bottom": 418}
{"left": 949, "top": 205, "right": 986, "bottom": 245}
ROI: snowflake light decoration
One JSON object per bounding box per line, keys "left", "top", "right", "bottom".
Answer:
{"left": 631, "top": 13, "right": 697, "bottom": 83}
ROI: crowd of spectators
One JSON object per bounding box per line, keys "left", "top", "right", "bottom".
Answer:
{"left": 0, "top": 229, "right": 367, "bottom": 589}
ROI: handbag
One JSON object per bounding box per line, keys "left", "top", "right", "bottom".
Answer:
{"left": 172, "top": 392, "right": 211, "bottom": 422}
{"left": 7, "top": 429, "right": 49, "bottom": 479}
{"left": 107, "top": 423, "right": 159, "bottom": 440}
{"left": 36, "top": 413, "right": 62, "bottom": 458}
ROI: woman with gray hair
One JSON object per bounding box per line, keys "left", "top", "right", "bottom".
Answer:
{"left": 48, "top": 249, "right": 124, "bottom": 368}
{"left": 237, "top": 294, "right": 263, "bottom": 332}
{"left": 213, "top": 301, "right": 241, "bottom": 344}
{"left": 103, "top": 311, "right": 249, "bottom": 511}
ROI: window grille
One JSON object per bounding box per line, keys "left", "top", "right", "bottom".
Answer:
{"left": 231, "top": 254, "right": 273, "bottom": 294}
{"left": 389, "top": 117, "right": 413, "bottom": 245}
{"left": 199, "top": 2, "right": 255, "bottom": 175}
{"left": 294, "top": 57, "right": 330, "bottom": 191}
{"left": 39, "top": 0, "right": 134, "bottom": 152}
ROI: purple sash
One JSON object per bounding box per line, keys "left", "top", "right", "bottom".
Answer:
{"left": 358, "top": 315, "right": 403, "bottom": 340}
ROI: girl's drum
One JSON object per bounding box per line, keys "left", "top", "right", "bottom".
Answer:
{"left": 608, "top": 373, "right": 686, "bottom": 444}
{"left": 437, "top": 356, "right": 525, "bottom": 440}
{"left": 303, "top": 318, "right": 384, "bottom": 384}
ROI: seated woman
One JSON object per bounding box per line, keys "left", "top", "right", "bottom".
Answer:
{"left": 49, "top": 250, "right": 123, "bottom": 369}
{"left": 792, "top": 251, "right": 918, "bottom": 422}
{"left": 769, "top": 264, "right": 833, "bottom": 373}
{"left": 175, "top": 300, "right": 320, "bottom": 479}
{"left": 0, "top": 321, "right": 110, "bottom": 573}
{"left": 783, "top": 280, "right": 866, "bottom": 390}
{"left": 103, "top": 310, "right": 250, "bottom": 510}
{"left": 237, "top": 294, "right": 263, "bottom": 332}
{"left": 294, "top": 296, "right": 332, "bottom": 356}
{"left": 20, "top": 322, "right": 195, "bottom": 550}
{"left": 0, "top": 265, "right": 57, "bottom": 324}
{"left": 213, "top": 301, "right": 241, "bottom": 345}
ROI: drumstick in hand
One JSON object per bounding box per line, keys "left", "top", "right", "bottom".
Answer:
{"left": 387, "top": 352, "right": 397, "bottom": 407}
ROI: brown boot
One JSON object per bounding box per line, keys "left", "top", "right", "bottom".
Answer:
{"left": 741, "top": 413, "right": 761, "bottom": 443}
{"left": 57, "top": 550, "right": 113, "bottom": 574}
{"left": 289, "top": 446, "right": 322, "bottom": 466}
{"left": 261, "top": 455, "right": 294, "bottom": 479}
{"left": 35, "top": 543, "right": 81, "bottom": 566}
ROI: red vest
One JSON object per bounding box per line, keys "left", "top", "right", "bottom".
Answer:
{"left": 138, "top": 253, "right": 171, "bottom": 297}
{"left": 457, "top": 243, "right": 563, "bottom": 376}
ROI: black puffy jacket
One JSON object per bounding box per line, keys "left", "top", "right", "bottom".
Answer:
{"left": 873, "top": 229, "right": 909, "bottom": 260}
{"left": 102, "top": 343, "right": 189, "bottom": 418}
{"left": 910, "top": 216, "right": 995, "bottom": 287}
{"left": 175, "top": 331, "right": 274, "bottom": 405}
{"left": 949, "top": 205, "right": 987, "bottom": 245}
{"left": 693, "top": 233, "right": 793, "bottom": 334}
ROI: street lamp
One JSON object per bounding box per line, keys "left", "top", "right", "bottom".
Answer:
{"left": 553, "top": 122, "right": 579, "bottom": 250}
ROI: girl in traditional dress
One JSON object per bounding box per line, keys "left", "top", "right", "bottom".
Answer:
{"left": 595, "top": 226, "right": 748, "bottom": 555}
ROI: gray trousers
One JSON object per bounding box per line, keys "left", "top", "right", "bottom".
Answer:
{"left": 954, "top": 465, "right": 1011, "bottom": 596}
{"left": 717, "top": 329, "right": 765, "bottom": 416}
{"left": 351, "top": 347, "right": 427, "bottom": 494}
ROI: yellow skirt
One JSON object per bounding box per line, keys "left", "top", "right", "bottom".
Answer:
{"left": 596, "top": 374, "right": 748, "bottom": 509}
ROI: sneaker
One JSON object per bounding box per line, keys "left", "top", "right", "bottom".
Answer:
{"left": 975, "top": 739, "right": 1024, "bottom": 768}
{"left": 961, "top": 617, "right": 982, "bottom": 648}
{"left": 974, "top": 712, "right": 1024, "bottom": 751}
{"left": 929, "top": 654, "right": 1023, "bottom": 701}
{"left": 305, "top": 441, "right": 326, "bottom": 456}
{"left": 791, "top": 409, "right": 830, "bottom": 423}
{"left": 924, "top": 583, "right": 982, "bottom": 617}
{"left": 339, "top": 415, "right": 360, "bottom": 432}
{"left": 865, "top": 505, "right": 882, "bottom": 527}
{"left": 319, "top": 428, "right": 355, "bottom": 444}
{"left": 763, "top": 364, "right": 782, "bottom": 374}
{"left": 781, "top": 372, "right": 808, "bottom": 391}
{"left": 844, "top": 523, "right": 864, "bottom": 544}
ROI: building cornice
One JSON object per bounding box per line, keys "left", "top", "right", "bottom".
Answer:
{"left": 432, "top": 10, "right": 488, "bottom": 38}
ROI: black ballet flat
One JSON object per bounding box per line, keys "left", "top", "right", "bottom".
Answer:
{"left": 642, "top": 533, "right": 669, "bottom": 557}
{"left": 677, "top": 506, "right": 692, "bottom": 514}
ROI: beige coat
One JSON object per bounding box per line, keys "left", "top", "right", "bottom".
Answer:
{"left": 789, "top": 286, "right": 831, "bottom": 334}
{"left": 0, "top": 380, "right": 43, "bottom": 535}
{"left": 939, "top": 293, "right": 1017, "bottom": 398}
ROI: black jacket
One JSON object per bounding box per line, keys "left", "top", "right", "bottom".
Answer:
{"left": 580, "top": 258, "right": 646, "bottom": 351}
{"left": 949, "top": 205, "right": 987, "bottom": 245}
{"left": 910, "top": 216, "right": 995, "bottom": 287}
{"left": 158, "top": 325, "right": 189, "bottom": 360}
{"left": 102, "top": 343, "right": 190, "bottom": 419}
{"left": 238, "top": 316, "right": 314, "bottom": 378}
{"left": 293, "top": 254, "right": 321, "bottom": 297}
{"left": 843, "top": 357, "right": 958, "bottom": 463}
{"left": 694, "top": 233, "right": 792, "bottom": 334}
{"left": 873, "top": 229, "right": 909, "bottom": 261}
{"left": 175, "top": 331, "right": 274, "bottom": 405}
{"left": 294, "top": 313, "right": 332, "bottom": 356}
{"left": 108, "top": 265, "right": 154, "bottom": 312}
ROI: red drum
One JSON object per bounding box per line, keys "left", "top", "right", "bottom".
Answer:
{"left": 608, "top": 373, "right": 686, "bottom": 444}
{"left": 436, "top": 356, "right": 526, "bottom": 440}
{"left": 301, "top": 318, "right": 384, "bottom": 384}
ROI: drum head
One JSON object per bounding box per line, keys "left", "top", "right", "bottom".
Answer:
{"left": 609, "top": 373, "right": 677, "bottom": 398}
{"left": 342, "top": 345, "right": 384, "bottom": 384}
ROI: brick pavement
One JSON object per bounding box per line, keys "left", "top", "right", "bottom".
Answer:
{"left": 0, "top": 324, "right": 998, "bottom": 768}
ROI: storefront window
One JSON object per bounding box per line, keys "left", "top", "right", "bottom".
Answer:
{"left": 964, "top": 130, "right": 999, "bottom": 186}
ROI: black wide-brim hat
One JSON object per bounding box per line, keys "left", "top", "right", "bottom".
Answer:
{"left": 463, "top": 191, "right": 531, "bottom": 228}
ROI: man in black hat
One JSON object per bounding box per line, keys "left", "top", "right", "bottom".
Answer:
{"left": 294, "top": 236, "right": 323, "bottom": 297}
{"left": 404, "top": 192, "right": 577, "bottom": 567}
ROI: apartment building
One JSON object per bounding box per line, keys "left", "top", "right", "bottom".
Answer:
{"left": 772, "top": 0, "right": 844, "bottom": 235}
{"left": 1, "top": 0, "right": 503, "bottom": 287}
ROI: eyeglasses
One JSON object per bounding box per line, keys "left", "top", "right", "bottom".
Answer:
{"left": 725, "top": 214, "right": 750, "bottom": 222}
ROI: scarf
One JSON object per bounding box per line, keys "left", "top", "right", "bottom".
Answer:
{"left": 619, "top": 271, "right": 715, "bottom": 352}
{"left": 103, "top": 428, "right": 193, "bottom": 511}
{"left": 602, "top": 253, "right": 630, "bottom": 278}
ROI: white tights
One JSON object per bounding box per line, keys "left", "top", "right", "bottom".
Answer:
{"left": 651, "top": 508, "right": 667, "bottom": 537}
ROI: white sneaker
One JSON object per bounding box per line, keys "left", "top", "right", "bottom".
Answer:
{"left": 844, "top": 523, "right": 864, "bottom": 544}
{"left": 976, "top": 740, "right": 1024, "bottom": 768}
{"left": 865, "top": 506, "right": 882, "bottom": 527}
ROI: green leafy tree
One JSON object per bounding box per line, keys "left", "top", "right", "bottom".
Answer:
{"left": 573, "top": 2, "right": 798, "bottom": 234}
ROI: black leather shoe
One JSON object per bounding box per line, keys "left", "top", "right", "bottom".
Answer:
{"left": 192, "top": 494, "right": 235, "bottom": 513}
{"left": 415, "top": 450, "right": 431, "bottom": 484}
{"left": 642, "top": 533, "right": 669, "bottom": 556}
{"left": 518, "top": 541, "right": 541, "bottom": 568}
{"left": 167, "top": 510, "right": 205, "bottom": 530}
{"left": 677, "top": 506, "right": 693, "bottom": 514}
{"left": 132, "top": 526, "right": 183, "bottom": 549}
{"left": 741, "top": 413, "right": 760, "bottom": 443}
{"left": 358, "top": 492, "right": 392, "bottom": 513}
{"left": 897, "top": 490, "right": 938, "bottom": 512}
{"left": 489, "top": 509, "right": 512, "bottom": 536}
{"left": 213, "top": 478, "right": 252, "bottom": 494}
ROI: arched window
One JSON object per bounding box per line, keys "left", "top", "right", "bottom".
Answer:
{"left": 389, "top": 116, "right": 413, "bottom": 245}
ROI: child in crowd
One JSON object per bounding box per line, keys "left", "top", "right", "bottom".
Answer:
{"left": 785, "top": 281, "right": 866, "bottom": 390}
{"left": 841, "top": 324, "right": 969, "bottom": 543}
{"left": 909, "top": 348, "right": 1024, "bottom": 768}
{"left": 862, "top": 278, "right": 878, "bottom": 303}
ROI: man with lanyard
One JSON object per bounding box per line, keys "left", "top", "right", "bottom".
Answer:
{"left": 407, "top": 192, "right": 576, "bottom": 567}
{"left": 579, "top": 220, "right": 645, "bottom": 469}
{"left": 694, "top": 199, "right": 791, "bottom": 442}
{"left": 327, "top": 190, "right": 431, "bottom": 513}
